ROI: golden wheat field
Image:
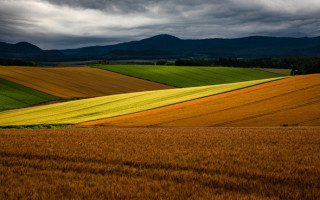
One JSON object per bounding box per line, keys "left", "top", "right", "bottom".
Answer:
{"left": 0, "top": 66, "right": 173, "bottom": 98}
{"left": 80, "top": 74, "right": 320, "bottom": 127}
{"left": 0, "top": 127, "right": 319, "bottom": 199}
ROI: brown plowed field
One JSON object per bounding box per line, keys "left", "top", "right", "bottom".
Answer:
{"left": 0, "top": 66, "right": 173, "bottom": 98}
{"left": 79, "top": 74, "right": 320, "bottom": 127}
{"left": 1, "top": 127, "right": 319, "bottom": 199}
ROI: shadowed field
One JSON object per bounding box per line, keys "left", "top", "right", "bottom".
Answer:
{"left": 0, "top": 77, "right": 283, "bottom": 126}
{"left": 94, "top": 65, "right": 281, "bottom": 87}
{"left": 0, "top": 66, "right": 173, "bottom": 98}
{"left": 0, "top": 127, "right": 319, "bottom": 199}
{"left": 81, "top": 74, "right": 320, "bottom": 127}
{"left": 255, "top": 68, "right": 292, "bottom": 76}
{"left": 0, "top": 78, "right": 58, "bottom": 110}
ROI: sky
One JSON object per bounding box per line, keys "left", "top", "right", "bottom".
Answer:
{"left": 0, "top": 0, "right": 320, "bottom": 49}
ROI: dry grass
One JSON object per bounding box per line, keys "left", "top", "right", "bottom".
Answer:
{"left": 0, "top": 127, "right": 319, "bottom": 199}
{"left": 81, "top": 74, "right": 320, "bottom": 127}
{"left": 0, "top": 66, "right": 173, "bottom": 98}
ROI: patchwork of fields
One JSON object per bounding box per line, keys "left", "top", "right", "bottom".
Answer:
{"left": 0, "top": 66, "right": 173, "bottom": 98}
{"left": 1, "top": 127, "right": 319, "bottom": 199}
{"left": 82, "top": 74, "right": 320, "bottom": 127}
{"left": 93, "top": 65, "right": 281, "bottom": 87}
{"left": 0, "top": 64, "right": 319, "bottom": 200}
{"left": 0, "top": 77, "right": 282, "bottom": 126}
{"left": 0, "top": 78, "right": 58, "bottom": 110}
{"left": 0, "top": 65, "right": 318, "bottom": 127}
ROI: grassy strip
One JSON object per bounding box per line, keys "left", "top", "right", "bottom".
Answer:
{"left": 0, "top": 78, "right": 58, "bottom": 110}
{"left": 0, "top": 77, "right": 285, "bottom": 126}
{"left": 93, "top": 65, "right": 282, "bottom": 87}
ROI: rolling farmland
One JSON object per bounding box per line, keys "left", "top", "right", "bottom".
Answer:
{"left": 0, "top": 78, "right": 58, "bottom": 110}
{"left": 0, "top": 63, "right": 319, "bottom": 200}
{"left": 1, "top": 127, "right": 319, "bottom": 199}
{"left": 0, "top": 77, "right": 283, "bottom": 126}
{"left": 81, "top": 74, "right": 320, "bottom": 127}
{"left": 93, "top": 65, "right": 282, "bottom": 87}
{"left": 0, "top": 66, "right": 173, "bottom": 98}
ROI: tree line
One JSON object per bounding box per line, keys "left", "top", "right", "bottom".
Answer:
{"left": 0, "top": 58, "right": 38, "bottom": 66}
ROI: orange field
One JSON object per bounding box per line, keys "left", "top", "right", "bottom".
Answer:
{"left": 1, "top": 127, "right": 319, "bottom": 199}
{"left": 0, "top": 66, "right": 173, "bottom": 98}
{"left": 79, "top": 74, "right": 320, "bottom": 127}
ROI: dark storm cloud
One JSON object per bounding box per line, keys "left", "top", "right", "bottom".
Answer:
{"left": 0, "top": 0, "right": 320, "bottom": 49}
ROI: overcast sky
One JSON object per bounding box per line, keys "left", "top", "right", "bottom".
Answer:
{"left": 1, "top": 0, "right": 320, "bottom": 49}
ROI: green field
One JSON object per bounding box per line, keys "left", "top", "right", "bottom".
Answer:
{"left": 0, "top": 78, "right": 58, "bottom": 110}
{"left": 0, "top": 77, "right": 284, "bottom": 126}
{"left": 93, "top": 65, "right": 282, "bottom": 87}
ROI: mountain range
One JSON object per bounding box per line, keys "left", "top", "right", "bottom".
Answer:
{"left": 1, "top": 34, "right": 320, "bottom": 61}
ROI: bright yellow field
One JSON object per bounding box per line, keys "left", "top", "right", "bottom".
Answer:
{"left": 80, "top": 74, "right": 320, "bottom": 127}
{"left": 0, "top": 77, "right": 283, "bottom": 126}
{"left": 0, "top": 127, "right": 319, "bottom": 199}
{"left": 0, "top": 66, "right": 173, "bottom": 98}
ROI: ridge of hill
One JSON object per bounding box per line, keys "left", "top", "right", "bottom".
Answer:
{"left": 1, "top": 34, "right": 320, "bottom": 61}
{"left": 0, "top": 41, "right": 42, "bottom": 57}
{"left": 0, "top": 41, "right": 66, "bottom": 61}
{"left": 61, "top": 34, "right": 320, "bottom": 58}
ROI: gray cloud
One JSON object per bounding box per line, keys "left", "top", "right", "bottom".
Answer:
{"left": 0, "top": 0, "right": 319, "bottom": 49}
{"left": 44, "top": 0, "right": 154, "bottom": 13}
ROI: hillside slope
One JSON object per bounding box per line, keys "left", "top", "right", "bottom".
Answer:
{"left": 0, "top": 77, "right": 283, "bottom": 126}
{"left": 0, "top": 42, "right": 42, "bottom": 58}
{"left": 0, "top": 66, "right": 173, "bottom": 98}
{"left": 2, "top": 35, "right": 320, "bottom": 61}
{"left": 79, "top": 74, "right": 320, "bottom": 127}
{"left": 0, "top": 78, "right": 58, "bottom": 110}
{"left": 62, "top": 34, "right": 320, "bottom": 58}
{"left": 94, "top": 65, "right": 281, "bottom": 87}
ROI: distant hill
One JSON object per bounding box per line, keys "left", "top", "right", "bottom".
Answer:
{"left": 0, "top": 42, "right": 66, "bottom": 61}
{"left": 303, "top": 45, "right": 320, "bottom": 56}
{"left": 61, "top": 34, "right": 320, "bottom": 59}
{"left": 0, "top": 42, "right": 42, "bottom": 58}
{"left": 1, "top": 34, "right": 320, "bottom": 61}
{"left": 102, "top": 49, "right": 177, "bottom": 59}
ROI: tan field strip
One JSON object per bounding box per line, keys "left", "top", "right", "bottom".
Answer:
{"left": 0, "top": 66, "right": 173, "bottom": 98}
{"left": 79, "top": 74, "right": 320, "bottom": 127}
